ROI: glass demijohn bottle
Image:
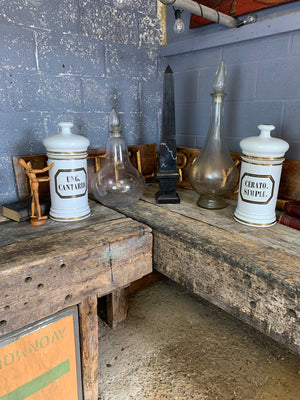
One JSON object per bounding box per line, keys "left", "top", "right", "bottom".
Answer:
{"left": 92, "top": 108, "right": 145, "bottom": 208}
{"left": 189, "top": 60, "right": 238, "bottom": 209}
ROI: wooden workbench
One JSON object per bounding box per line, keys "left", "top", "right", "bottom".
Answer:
{"left": 0, "top": 203, "right": 152, "bottom": 400}
{"left": 115, "top": 183, "right": 300, "bottom": 354}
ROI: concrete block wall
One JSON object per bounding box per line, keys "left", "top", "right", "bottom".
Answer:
{"left": 0, "top": 0, "right": 163, "bottom": 206}
{"left": 163, "top": 2, "right": 300, "bottom": 162}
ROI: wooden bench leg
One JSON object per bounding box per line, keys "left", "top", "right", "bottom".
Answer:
{"left": 106, "top": 287, "right": 129, "bottom": 328}
{"left": 79, "top": 295, "right": 98, "bottom": 400}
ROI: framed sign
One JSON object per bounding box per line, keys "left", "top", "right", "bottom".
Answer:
{"left": 190, "top": 0, "right": 298, "bottom": 28}
{"left": 0, "top": 307, "right": 82, "bottom": 400}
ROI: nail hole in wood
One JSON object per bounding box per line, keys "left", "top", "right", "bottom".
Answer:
{"left": 65, "top": 294, "right": 72, "bottom": 302}
{"left": 37, "top": 284, "right": 44, "bottom": 290}
{"left": 4, "top": 305, "right": 10, "bottom": 311}
{"left": 25, "top": 277, "right": 32, "bottom": 283}
{"left": 250, "top": 301, "right": 256, "bottom": 308}
{"left": 60, "top": 263, "right": 66, "bottom": 269}
{"left": 288, "top": 309, "right": 297, "bottom": 318}
{"left": 0, "top": 320, "right": 7, "bottom": 327}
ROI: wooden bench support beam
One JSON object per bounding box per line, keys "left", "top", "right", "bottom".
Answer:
{"left": 106, "top": 287, "right": 130, "bottom": 328}
{"left": 153, "top": 230, "right": 300, "bottom": 353}
{"left": 0, "top": 206, "right": 153, "bottom": 398}
{"left": 79, "top": 296, "right": 99, "bottom": 400}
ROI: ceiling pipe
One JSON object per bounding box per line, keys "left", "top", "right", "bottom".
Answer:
{"left": 160, "top": 0, "right": 251, "bottom": 28}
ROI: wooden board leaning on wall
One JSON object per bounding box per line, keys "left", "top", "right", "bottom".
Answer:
{"left": 12, "top": 144, "right": 158, "bottom": 200}
{"left": 176, "top": 147, "right": 300, "bottom": 203}
{"left": 12, "top": 144, "right": 299, "bottom": 203}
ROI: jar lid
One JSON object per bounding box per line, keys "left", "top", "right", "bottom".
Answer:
{"left": 240, "top": 125, "right": 289, "bottom": 158}
{"left": 43, "top": 122, "right": 90, "bottom": 152}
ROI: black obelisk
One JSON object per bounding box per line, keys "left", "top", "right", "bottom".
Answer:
{"left": 156, "top": 65, "right": 180, "bottom": 204}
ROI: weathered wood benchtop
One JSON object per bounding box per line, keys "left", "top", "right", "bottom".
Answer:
{"left": 0, "top": 202, "right": 152, "bottom": 400}
{"left": 114, "top": 183, "right": 300, "bottom": 354}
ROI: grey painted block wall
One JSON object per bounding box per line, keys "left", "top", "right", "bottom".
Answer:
{"left": 164, "top": 2, "right": 300, "bottom": 162}
{"left": 1, "top": 1, "right": 299, "bottom": 207}
{"left": 0, "top": 0, "right": 163, "bottom": 206}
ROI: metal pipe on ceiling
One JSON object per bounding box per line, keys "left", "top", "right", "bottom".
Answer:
{"left": 160, "top": 0, "right": 239, "bottom": 28}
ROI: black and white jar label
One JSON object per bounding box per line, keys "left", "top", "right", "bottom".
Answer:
{"left": 240, "top": 173, "right": 275, "bottom": 205}
{"left": 55, "top": 168, "right": 87, "bottom": 199}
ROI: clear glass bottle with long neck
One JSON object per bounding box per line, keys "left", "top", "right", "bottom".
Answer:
{"left": 92, "top": 108, "right": 145, "bottom": 208}
{"left": 189, "top": 60, "right": 238, "bottom": 209}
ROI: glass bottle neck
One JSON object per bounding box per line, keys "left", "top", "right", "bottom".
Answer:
{"left": 211, "top": 92, "right": 224, "bottom": 131}
{"left": 106, "top": 135, "right": 128, "bottom": 164}
{"left": 204, "top": 92, "right": 225, "bottom": 147}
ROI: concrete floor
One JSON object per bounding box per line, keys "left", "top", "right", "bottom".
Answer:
{"left": 98, "top": 279, "right": 300, "bottom": 400}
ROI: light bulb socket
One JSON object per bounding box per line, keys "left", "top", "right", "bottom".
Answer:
{"left": 173, "top": 8, "right": 185, "bottom": 34}
{"left": 174, "top": 9, "right": 182, "bottom": 20}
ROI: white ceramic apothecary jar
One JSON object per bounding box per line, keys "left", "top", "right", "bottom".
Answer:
{"left": 43, "top": 122, "right": 90, "bottom": 222}
{"left": 234, "top": 124, "right": 289, "bottom": 227}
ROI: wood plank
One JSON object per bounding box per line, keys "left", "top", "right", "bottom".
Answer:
{"left": 79, "top": 295, "right": 98, "bottom": 400}
{"left": 279, "top": 158, "right": 300, "bottom": 200}
{"left": 153, "top": 229, "right": 300, "bottom": 354}
{"left": 113, "top": 183, "right": 300, "bottom": 353}
{"left": 12, "top": 154, "right": 50, "bottom": 199}
{"left": 0, "top": 201, "right": 125, "bottom": 246}
{"left": 11, "top": 145, "right": 299, "bottom": 205}
{"left": 12, "top": 144, "right": 158, "bottom": 200}
{"left": 176, "top": 146, "right": 300, "bottom": 202}
{"left": 176, "top": 146, "right": 240, "bottom": 198}
{"left": 0, "top": 218, "right": 153, "bottom": 335}
{"left": 98, "top": 272, "right": 165, "bottom": 326}
{"left": 141, "top": 183, "right": 299, "bottom": 256}
{"left": 189, "top": 0, "right": 296, "bottom": 29}
{"left": 0, "top": 204, "right": 153, "bottom": 400}
{"left": 129, "top": 271, "right": 165, "bottom": 295}
{"left": 106, "top": 287, "right": 130, "bottom": 328}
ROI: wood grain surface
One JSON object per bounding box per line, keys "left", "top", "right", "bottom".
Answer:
{"left": 0, "top": 217, "right": 152, "bottom": 335}
{"left": 79, "top": 295, "right": 99, "bottom": 400}
{"left": 176, "top": 146, "right": 300, "bottom": 202}
{"left": 114, "top": 183, "right": 300, "bottom": 354}
{"left": 0, "top": 207, "right": 153, "bottom": 400}
{"left": 12, "top": 144, "right": 158, "bottom": 200}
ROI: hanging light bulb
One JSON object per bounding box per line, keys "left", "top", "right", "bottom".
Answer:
{"left": 92, "top": 108, "right": 145, "bottom": 208}
{"left": 173, "top": 9, "right": 185, "bottom": 34}
{"left": 113, "top": 0, "right": 127, "bottom": 9}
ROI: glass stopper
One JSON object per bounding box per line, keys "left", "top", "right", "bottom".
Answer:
{"left": 109, "top": 108, "right": 121, "bottom": 136}
{"left": 212, "top": 60, "right": 226, "bottom": 93}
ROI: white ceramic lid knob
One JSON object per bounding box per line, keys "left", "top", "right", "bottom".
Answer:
{"left": 43, "top": 122, "right": 90, "bottom": 152}
{"left": 240, "top": 124, "right": 289, "bottom": 158}
{"left": 58, "top": 121, "right": 73, "bottom": 134}
{"left": 258, "top": 124, "right": 274, "bottom": 137}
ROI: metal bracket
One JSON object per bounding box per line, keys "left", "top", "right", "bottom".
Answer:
{"left": 236, "top": 14, "right": 258, "bottom": 27}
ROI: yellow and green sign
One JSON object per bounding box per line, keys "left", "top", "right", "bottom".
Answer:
{"left": 0, "top": 312, "right": 81, "bottom": 400}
